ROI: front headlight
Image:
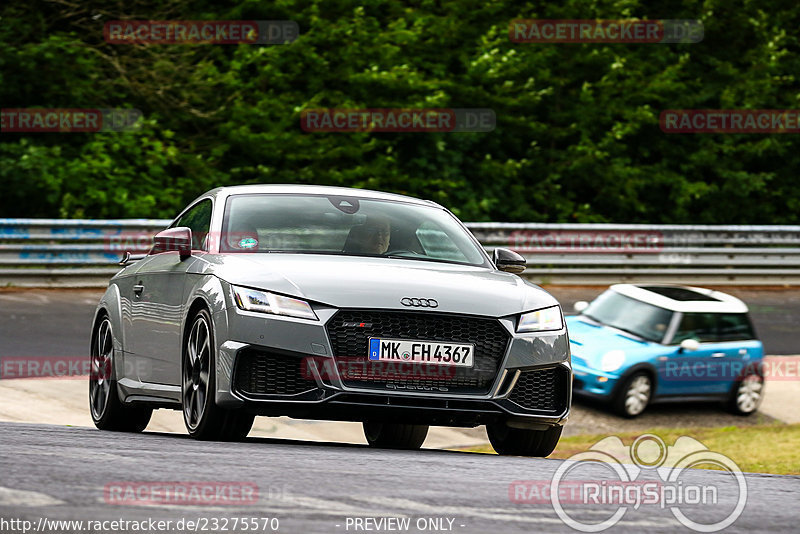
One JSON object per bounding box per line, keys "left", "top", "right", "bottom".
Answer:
{"left": 517, "top": 305, "right": 563, "bottom": 333}
{"left": 231, "top": 285, "right": 318, "bottom": 320}
{"left": 600, "top": 350, "right": 626, "bottom": 373}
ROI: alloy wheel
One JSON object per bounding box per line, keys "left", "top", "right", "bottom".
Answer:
{"left": 90, "top": 318, "right": 114, "bottom": 420}
{"left": 183, "top": 315, "right": 211, "bottom": 431}
{"left": 624, "top": 374, "right": 651, "bottom": 416}
{"left": 736, "top": 375, "right": 763, "bottom": 413}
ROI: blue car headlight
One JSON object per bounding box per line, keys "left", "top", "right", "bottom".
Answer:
{"left": 517, "top": 305, "right": 563, "bottom": 333}
{"left": 232, "top": 285, "right": 318, "bottom": 320}
{"left": 600, "top": 350, "right": 626, "bottom": 373}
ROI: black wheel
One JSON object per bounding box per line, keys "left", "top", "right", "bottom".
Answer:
{"left": 728, "top": 371, "right": 764, "bottom": 416}
{"left": 363, "top": 422, "right": 428, "bottom": 450}
{"left": 89, "top": 315, "right": 152, "bottom": 432}
{"left": 486, "top": 423, "right": 562, "bottom": 457}
{"left": 182, "top": 309, "right": 254, "bottom": 441}
{"left": 612, "top": 372, "right": 652, "bottom": 418}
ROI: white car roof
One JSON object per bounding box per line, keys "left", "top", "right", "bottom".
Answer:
{"left": 610, "top": 284, "right": 749, "bottom": 314}
{"left": 206, "top": 184, "right": 442, "bottom": 208}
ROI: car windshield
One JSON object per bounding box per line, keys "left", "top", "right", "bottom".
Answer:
{"left": 580, "top": 290, "right": 673, "bottom": 343}
{"left": 220, "top": 193, "right": 488, "bottom": 266}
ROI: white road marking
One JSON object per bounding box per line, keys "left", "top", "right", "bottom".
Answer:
{"left": 0, "top": 486, "right": 64, "bottom": 507}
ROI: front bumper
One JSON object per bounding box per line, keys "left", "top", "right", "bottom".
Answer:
{"left": 571, "top": 359, "right": 621, "bottom": 398}
{"left": 212, "top": 302, "right": 572, "bottom": 427}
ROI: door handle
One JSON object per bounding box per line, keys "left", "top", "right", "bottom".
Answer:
{"left": 133, "top": 284, "right": 144, "bottom": 296}
{"left": 711, "top": 352, "right": 726, "bottom": 358}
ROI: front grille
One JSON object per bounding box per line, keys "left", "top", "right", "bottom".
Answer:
{"left": 508, "top": 366, "right": 569, "bottom": 414}
{"left": 326, "top": 310, "right": 510, "bottom": 394}
{"left": 234, "top": 349, "right": 318, "bottom": 396}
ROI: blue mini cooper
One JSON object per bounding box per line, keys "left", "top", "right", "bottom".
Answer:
{"left": 568, "top": 284, "right": 764, "bottom": 417}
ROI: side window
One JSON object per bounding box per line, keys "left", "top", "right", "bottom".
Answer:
{"left": 672, "top": 313, "right": 718, "bottom": 343}
{"left": 176, "top": 199, "right": 212, "bottom": 250}
{"left": 717, "top": 314, "right": 755, "bottom": 341}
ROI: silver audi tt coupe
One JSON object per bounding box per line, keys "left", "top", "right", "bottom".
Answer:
{"left": 89, "top": 185, "right": 571, "bottom": 456}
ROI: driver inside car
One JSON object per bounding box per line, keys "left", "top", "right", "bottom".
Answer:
{"left": 344, "top": 216, "right": 391, "bottom": 255}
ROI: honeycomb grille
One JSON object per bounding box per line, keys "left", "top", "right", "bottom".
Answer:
{"left": 234, "top": 349, "right": 318, "bottom": 396}
{"left": 326, "top": 310, "right": 510, "bottom": 394}
{"left": 508, "top": 366, "right": 569, "bottom": 414}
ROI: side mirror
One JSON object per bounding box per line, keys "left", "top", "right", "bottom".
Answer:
{"left": 679, "top": 339, "right": 700, "bottom": 352}
{"left": 151, "top": 227, "right": 192, "bottom": 260}
{"left": 574, "top": 301, "right": 589, "bottom": 313}
{"left": 493, "top": 248, "right": 526, "bottom": 274}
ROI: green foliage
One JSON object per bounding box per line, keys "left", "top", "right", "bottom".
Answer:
{"left": 1, "top": 0, "right": 799, "bottom": 222}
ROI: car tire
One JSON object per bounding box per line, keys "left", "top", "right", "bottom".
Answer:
{"left": 182, "top": 309, "right": 254, "bottom": 441}
{"left": 90, "top": 315, "right": 152, "bottom": 432}
{"left": 728, "top": 370, "right": 764, "bottom": 416}
{"left": 362, "top": 422, "right": 428, "bottom": 450}
{"left": 486, "top": 423, "right": 562, "bottom": 457}
{"left": 613, "top": 372, "right": 652, "bottom": 418}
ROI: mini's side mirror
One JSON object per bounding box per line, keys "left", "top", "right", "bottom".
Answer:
{"left": 574, "top": 301, "right": 589, "bottom": 313}
{"left": 679, "top": 339, "right": 700, "bottom": 352}
{"left": 493, "top": 248, "right": 526, "bottom": 274}
{"left": 151, "top": 227, "right": 192, "bottom": 260}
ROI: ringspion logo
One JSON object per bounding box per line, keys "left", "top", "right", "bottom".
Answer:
{"left": 511, "top": 434, "right": 746, "bottom": 532}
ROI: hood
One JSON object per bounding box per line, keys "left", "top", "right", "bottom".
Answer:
{"left": 200, "top": 253, "right": 558, "bottom": 317}
{"left": 566, "top": 316, "right": 657, "bottom": 366}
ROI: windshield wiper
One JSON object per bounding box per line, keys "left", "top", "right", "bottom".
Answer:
{"left": 608, "top": 325, "right": 651, "bottom": 342}
{"left": 580, "top": 313, "right": 602, "bottom": 324}
{"left": 383, "top": 255, "right": 474, "bottom": 267}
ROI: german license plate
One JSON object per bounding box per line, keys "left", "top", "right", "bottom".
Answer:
{"left": 368, "top": 338, "right": 474, "bottom": 367}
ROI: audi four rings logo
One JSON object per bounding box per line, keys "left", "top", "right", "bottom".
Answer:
{"left": 401, "top": 297, "right": 438, "bottom": 308}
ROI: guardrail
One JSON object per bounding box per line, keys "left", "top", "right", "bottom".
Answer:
{"left": 470, "top": 223, "right": 800, "bottom": 284}
{"left": 2, "top": 219, "right": 800, "bottom": 287}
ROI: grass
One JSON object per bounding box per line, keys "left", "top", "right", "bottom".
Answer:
{"left": 465, "top": 424, "right": 800, "bottom": 475}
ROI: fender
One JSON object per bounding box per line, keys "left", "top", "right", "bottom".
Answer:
{"left": 179, "top": 274, "right": 242, "bottom": 406}
{"left": 611, "top": 362, "right": 659, "bottom": 398}
{"left": 93, "top": 283, "right": 125, "bottom": 381}
{"left": 180, "top": 274, "right": 228, "bottom": 343}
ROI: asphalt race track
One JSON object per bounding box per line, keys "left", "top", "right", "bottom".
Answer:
{"left": 0, "top": 422, "right": 798, "bottom": 534}
{"left": 1, "top": 288, "right": 798, "bottom": 533}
